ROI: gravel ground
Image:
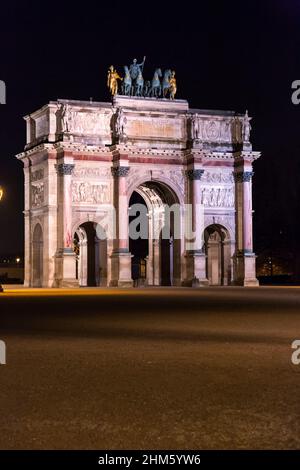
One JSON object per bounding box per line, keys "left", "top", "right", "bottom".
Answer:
{"left": 0, "top": 286, "right": 299, "bottom": 449}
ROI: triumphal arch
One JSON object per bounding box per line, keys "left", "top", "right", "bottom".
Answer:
{"left": 17, "top": 60, "right": 260, "bottom": 288}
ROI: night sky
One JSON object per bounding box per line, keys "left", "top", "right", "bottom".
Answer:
{"left": 0, "top": 1, "right": 299, "bottom": 273}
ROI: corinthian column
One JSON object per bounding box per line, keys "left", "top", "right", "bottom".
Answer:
{"left": 234, "top": 170, "right": 259, "bottom": 286}
{"left": 56, "top": 163, "right": 74, "bottom": 249}
{"left": 110, "top": 166, "right": 133, "bottom": 287}
{"left": 54, "top": 162, "right": 78, "bottom": 287}
{"left": 184, "top": 168, "right": 208, "bottom": 286}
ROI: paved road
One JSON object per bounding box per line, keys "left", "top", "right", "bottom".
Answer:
{"left": 0, "top": 287, "right": 300, "bottom": 449}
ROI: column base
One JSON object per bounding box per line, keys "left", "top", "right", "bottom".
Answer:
{"left": 109, "top": 280, "right": 134, "bottom": 288}
{"left": 182, "top": 278, "right": 210, "bottom": 287}
{"left": 234, "top": 278, "right": 260, "bottom": 287}
{"left": 54, "top": 249, "right": 78, "bottom": 288}
{"left": 109, "top": 251, "right": 133, "bottom": 287}
{"left": 234, "top": 252, "right": 259, "bottom": 287}
{"left": 183, "top": 251, "right": 209, "bottom": 287}
{"left": 54, "top": 279, "right": 80, "bottom": 288}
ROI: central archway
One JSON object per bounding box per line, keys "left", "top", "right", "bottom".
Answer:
{"left": 129, "top": 181, "right": 181, "bottom": 286}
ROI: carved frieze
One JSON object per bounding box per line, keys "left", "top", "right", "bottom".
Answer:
{"left": 126, "top": 116, "right": 183, "bottom": 140}
{"left": 31, "top": 182, "right": 44, "bottom": 207}
{"left": 72, "top": 167, "right": 110, "bottom": 179}
{"left": 31, "top": 169, "right": 44, "bottom": 182}
{"left": 201, "top": 187, "right": 234, "bottom": 208}
{"left": 126, "top": 168, "right": 151, "bottom": 192}
{"left": 60, "top": 104, "right": 112, "bottom": 135}
{"left": 168, "top": 169, "right": 185, "bottom": 188}
{"left": 151, "top": 169, "right": 185, "bottom": 189}
{"left": 72, "top": 182, "right": 111, "bottom": 204}
{"left": 201, "top": 171, "right": 234, "bottom": 183}
{"left": 206, "top": 120, "right": 220, "bottom": 140}
{"left": 189, "top": 115, "right": 244, "bottom": 144}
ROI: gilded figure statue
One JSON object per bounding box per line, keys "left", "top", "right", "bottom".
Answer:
{"left": 107, "top": 65, "right": 122, "bottom": 96}
{"left": 169, "top": 70, "right": 177, "bottom": 100}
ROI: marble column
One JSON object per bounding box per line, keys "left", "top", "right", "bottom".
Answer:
{"left": 145, "top": 210, "right": 154, "bottom": 285}
{"left": 110, "top": 166, "right": 133, "bottom": 287}
{"left": 54, "top": 162, "right": 78, "bottom": 287}
{"left": 234, "top": 170, "right": 259, "bottom": 286}
{"left": 23, "top": 161, "right": 31, "bottom": 287}
{"left": 184, "top": 169, "right": 209, "bottom": 286}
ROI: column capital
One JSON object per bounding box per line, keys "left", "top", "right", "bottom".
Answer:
{"left": 233, "top": 171, "right": 254, "bottom": 183}
{"left": 111, "top": 166, "right": 130, "bottom": 177}
{"left": 55, "top": 163, "right": 75, "bottom": 176}
{"left": 186, "top": 169, "right": 204, "bottom": 181}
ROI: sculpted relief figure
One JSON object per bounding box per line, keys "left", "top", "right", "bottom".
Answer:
{"left": 79, "top": 183, "right": 86, "bottom": 201}
{"left": 228, "top": 188, "right": 234, "bottom": 206}
{"left": 31, "top": 183, "right": 44, "bottom": 207}
{"left": 221, "top": 120, "right": 232, "bottom": 142}
{"left": 191, "top": 114, "right": 200, "bottom": 140}
{"left": 242, "top": 110, "right": 251, "bottom": 142}
{"left": 217, "top": 189, "right": 225, "bottom": 207}
{"left": 206, "top": 120, "right": 219, "bottom": 141}
{"left": 202, "top": 188, "right": 210, "bottom": 206}
{"left": 231, "top": 116, "right": 242, "bottom": 144}
{"left": 201, "top": 187, "right": 234, "bottom": 207}
{"left": 211, "top": 188, "right": 219, "bottom": 206}
{"left": 72, "top": 182, "right": 110, "bottom": 204}
{"left": 60, "top": 103, "right": 74, "bottom": 133}
{"left": 114, "top": 107, "right": 127, "bottom": 142}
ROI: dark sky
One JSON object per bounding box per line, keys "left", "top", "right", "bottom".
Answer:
{"left": 0, "top": 0, "right": 299, "bottom": 265}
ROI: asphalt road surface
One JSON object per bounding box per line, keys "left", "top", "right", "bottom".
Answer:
{"left": 0, "top": 286, "right": 299, "bottom": 449}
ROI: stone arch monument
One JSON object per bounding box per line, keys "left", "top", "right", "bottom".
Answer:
{"left": 17, "top": 93, "right": 260, "bottom": 287}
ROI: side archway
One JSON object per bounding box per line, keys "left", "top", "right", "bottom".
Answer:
{"left": 74, "top": 222, "right": 108, "bottom": 287}
{"left": 204, "top": 224, "right": 232, "bottom": 285}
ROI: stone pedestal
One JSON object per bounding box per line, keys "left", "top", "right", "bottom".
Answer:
{"left": 109, "top": 251, "right": 133, "bottom": 287}
{"left": 235, "top": 252, "right": 259, "bottom": 286}
{"left": 184, "top": 251, "right": 209, "bottom": 287}
{"left": 53, "top": 249, "right": 79, "bottom": 288}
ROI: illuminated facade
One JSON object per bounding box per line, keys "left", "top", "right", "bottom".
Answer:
{"left": 17, "top": 96, "right": 260, "bottom": 287}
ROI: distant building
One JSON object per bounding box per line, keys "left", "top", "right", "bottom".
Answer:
{"left": 0, "top": 255, "right": 24, "bottom": 284}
